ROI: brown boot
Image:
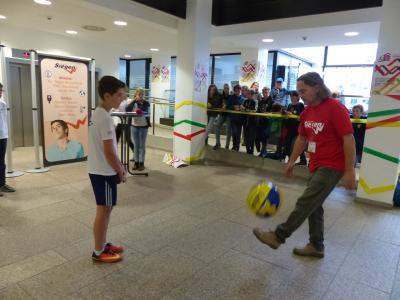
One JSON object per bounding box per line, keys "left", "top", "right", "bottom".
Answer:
{"left": 293, "top": 243, "right": 324, "bottom": 258}
{"left": 132, "top": 162, "right": 139, "bottom": 170}
{"left": 252, "top": 228, "right": 281, "bottom": 249}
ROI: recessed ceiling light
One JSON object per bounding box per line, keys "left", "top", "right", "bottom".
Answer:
{"left": 66, "top": 30, "right": 78, "bottom": 35}
{"left": 344, "top": 32, "right": 359, "bottom": 37}
{"left": 0, "top": 15, "right": 6, "bottom": 20}
{"left": 150, "top": 48, "right": 159, "bottom": 52}
{"left": 114, "top": 21, "right": 127, "bottom": 26}
{"left": 34, "top": 0, "right": 52, "bottom": 5}
{"left": 124, "top": 55, "right": 131, "bottom": 58}
{"left": 262, "top": 38, "right": 274, "bottom": 43}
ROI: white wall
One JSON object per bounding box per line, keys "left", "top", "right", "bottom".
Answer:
{"left": 0, "top": 24, "right": 127, "bottom": 77}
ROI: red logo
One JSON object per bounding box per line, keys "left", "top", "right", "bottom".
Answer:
{"left": 54, "top": 63, "right": 77, "bottom": 74}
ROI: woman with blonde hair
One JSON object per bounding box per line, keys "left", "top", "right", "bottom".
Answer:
{"left": 126, "top": 88, "right": 151, "bottom": 171}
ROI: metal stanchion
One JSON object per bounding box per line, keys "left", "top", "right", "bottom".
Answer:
{"left": 0, "top": 45, "right": 24, "bottom": 178}
{"left": 25, "top": 50, "right": 49, "bottom": 173}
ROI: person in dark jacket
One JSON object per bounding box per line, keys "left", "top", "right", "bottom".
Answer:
{"left": 126, "top": 88, "right": 150, "bottom": 171}
{"left": 242, "top": 89, "right": 258, "bottom": 154}
{"left": 227, "top": 84, "right": 244, "bottom": 151}
{"left": 205, "top": 84, "right": 223, "bottom": 149}
{"left": 255, "top": 87, "right": 273, "bottom": 157}
{"left": 351, "top": 104, "right": 366, "bottom": 164}
{"left": 284, "top": 91, "right": 307, "bottom": 165}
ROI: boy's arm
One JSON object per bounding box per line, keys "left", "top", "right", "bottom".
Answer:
{"left": 103, "top": 140, "right": 126, "bottom": 182}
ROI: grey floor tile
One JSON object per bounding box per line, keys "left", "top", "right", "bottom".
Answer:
{"left": 166, "top": 249, "right": 290, "bottom": 300}
{"left": 18, "top": 257, "right": 119, "bottom": 300}
{"left": 78, "top": 246, "right": 206, "bottom": 300}
{"left": 0, "top": 250, "right": 66, "bottom": 289}
{"left": 171, "top": 219, "right": 252, "bottom": 263}
{"left": 0, "top": 284, "right": 33, "bottom": 300}
{"left": 336, "top": 238, "right": 400, "bottom": 293}
{"left": 324, "top": 276, "right": 390, "bottom": 300}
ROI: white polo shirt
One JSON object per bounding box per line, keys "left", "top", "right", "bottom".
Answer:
{"left": 0, "top": 100, "right": 8, "bottom": 139}
{"left": 88, "top": 107, "right": 117, "bottom": 176}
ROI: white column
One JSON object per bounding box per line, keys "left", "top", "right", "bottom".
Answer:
{"left": 239, "top": 48, "right": 269, "bottom": 88}
{"left": 150, "top": 54, "right": 171, "bottom": 124}
{"left": 173, "top": 0, "right": 212, "bottom": 163}
{"left": 356, "top": 0, "right": 400, "bottom": 206}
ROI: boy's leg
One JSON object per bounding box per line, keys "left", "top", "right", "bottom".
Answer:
{"left": 214, "top": 115, "right": 223, "bottom": 146}
{"left": 205, "top": 116, "right": 216, "bottom": 139}
{"left": 93, "top": 206, "right": 112, "bottom": 251}
{"left": 225, "top": 116, "right": 232, "bottom": 148}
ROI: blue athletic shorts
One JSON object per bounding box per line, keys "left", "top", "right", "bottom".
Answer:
{"left": 89, "top": 174, "right": 118, "bottom": 206}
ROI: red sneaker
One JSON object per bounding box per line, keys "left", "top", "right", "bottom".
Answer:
{"left": 92, "top": 250, "right": 122, "bottom": 263}
{"left": 104, "top": 242, "right": 124, "bottom": 254}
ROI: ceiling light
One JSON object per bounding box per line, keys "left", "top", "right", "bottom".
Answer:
{"left": 124, "top": 55, "right": 131, "bottom": 58}
{"left": 150, "top": 48, "right": 159, "bottom": 52}
{"left": 114, "top": 21, "right": 127, "bottom": 26}
{"left": 34, "top": 0, "right": 52, "bottom": 5}
{"left": 344, "top": 32, "right": 359, "bottom": 37}
{"left": 0, "top": 15, "right": 6, "bottom": 20}
{"left": 66, "top": 30, "right": 78, "bottom": 35}
{"left": 262, "top": 38, "right": 274, "bottom": 43}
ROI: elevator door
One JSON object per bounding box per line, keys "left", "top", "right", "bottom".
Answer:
{"left": 9, "top": 63, "right": 40, "bottom": 147}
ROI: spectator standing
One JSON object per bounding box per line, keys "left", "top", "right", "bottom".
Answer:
{"left": 242, "top": 89, "right": 258, "bottom": 154}
{"left": 351, "top": 104, "right": 366, "bottom": 164}
{"left": 284, "top": 91, "right": 307, "bottom": 165}
{"left": 227, "top": 85, "right": 244, "bottom": 151}
{"left": 205, "top": 84, "right": 223, "bottom": 149}
{"left": 255, "top": 87, "right": 273, "bottom": 157}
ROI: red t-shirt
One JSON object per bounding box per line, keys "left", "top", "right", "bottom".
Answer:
{"left": 298, "top": 98, "right": 353, "bottom": 173}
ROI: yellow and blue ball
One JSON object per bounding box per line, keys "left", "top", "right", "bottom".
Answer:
{"left": 246, "top": 181, "right": 281, "bottom": 217}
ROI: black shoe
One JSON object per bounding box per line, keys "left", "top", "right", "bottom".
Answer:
{"left": 138, "top": 163, "right": 145, "bottom": 171}
{"left": 132, "top": 162, "right": 139, "bottom": 170}
{"left": 213, "top": 144, "right": 221, "bottom": 150}
{"left": 296, "top": 161, "right": 307, "bottom": 166}
{"left": 0, "top": 184, "right": 15, "bottom": 193}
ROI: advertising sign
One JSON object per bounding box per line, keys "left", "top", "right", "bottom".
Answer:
{"left": 39, "top": 55, "right": 89, "bottom": 166}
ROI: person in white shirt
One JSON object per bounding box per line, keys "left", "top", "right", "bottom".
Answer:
{"left": 0, "top": 83, "right": 15, "bottom": 195}
{"left": 112, "top": 95, "right": 134, "bottom": 155}
{"left": 88, "top": 76, "right": 127, "bottom": 263}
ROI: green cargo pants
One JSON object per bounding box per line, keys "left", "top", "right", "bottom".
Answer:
{"left": 275, "top": 167, "right": 343, "bottom": 251}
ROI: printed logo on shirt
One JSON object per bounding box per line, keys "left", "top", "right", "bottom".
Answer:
{"left": 304, "top": 121, "right": 325, "bottom": 135}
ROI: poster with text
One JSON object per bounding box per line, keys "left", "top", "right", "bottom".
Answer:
{"left": 39, "top": 55, "right": 89, "bottom": 166}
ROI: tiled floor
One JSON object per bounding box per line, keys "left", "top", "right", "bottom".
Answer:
{"left": 1, "top": 146, "right": 399, "bottom": 299}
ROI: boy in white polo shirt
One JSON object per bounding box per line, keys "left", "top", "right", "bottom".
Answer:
{"left": 89, "top": 76, "right": 127, "bottom": 263}
{"left": 0, "top": 83, "right": 16, "bottom": 196}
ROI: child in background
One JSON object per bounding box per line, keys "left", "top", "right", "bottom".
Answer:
{"left": 205, "top": 84, "right": 223, "bottom": 149}
{"left": 351, "top": 104, "right": 366, "bottom": 164}
{"left": 256, "top": 87, "right": 273, "bottom": 157}
{"left": 242, "top": 89, "right": 258, "bottom": 155}
{"left": 284, "top": 91, "right": 307, "bottom": 165}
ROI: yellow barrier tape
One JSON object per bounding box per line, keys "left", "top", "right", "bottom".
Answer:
{"left": 359, "top": 176, "right": 395, "bottom": 194}
{"left": 176, "top": 100, "right": 207, "bottom": 110}
{"left": 207, "top": 108, "right": 368, "bottom": 123}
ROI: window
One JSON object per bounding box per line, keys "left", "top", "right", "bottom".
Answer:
{"left": 212, "top": 54, "right": 240, "bottom": 90}
{"left": 326, "top": 43, "right": 378, "bottom": 65}
{"left": 119, "top": 59, "right": 127, "bottom": 84}
{"left": 129, "top": 60, "right": 146, "bottom": 89}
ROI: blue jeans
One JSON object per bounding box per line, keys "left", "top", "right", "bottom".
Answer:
{"left": 0, "top": 138, "right": 6, "bottom": 186}
{"left": 131, "top": 127, "right": 148, "bottom": 163}
{"left": 205, "top": 115, "right": 224, "bottom": 145}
